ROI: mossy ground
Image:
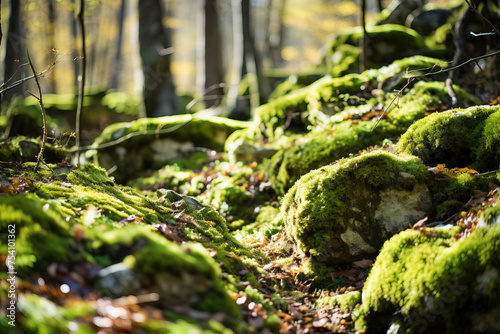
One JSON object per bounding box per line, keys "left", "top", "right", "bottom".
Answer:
{"left": 1, "top": 39, "right": 499, "bottom": 333}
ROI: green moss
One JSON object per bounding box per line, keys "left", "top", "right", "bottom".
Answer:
{"left": 326, "top": 24, "right": 425, "bottom": 75}
{"left": 92, "top": 114, "right": 247, "bottom": 152}
{"left": 0, "top": 136, "right": 68, "bottom": 163}
{"left": 315, "top": 291, "right": 361, "bottom": 311}
{"left": 101, "top": 91, "right": 140, "bottom": 115}
{"left": 282, "top": 151, "right": 429, "bottom": 263}
{"left": 93, "top": 224, "right": 241, "bottom": 319}
{"left": 358, "top": 224, "right": 500, "bottom": 333}
{"left": 0, "top": 195, "right": 75, "bottom": 275}
{"left": 430, "top": 172, "right": 496, "bottom": 206}
{"left": 0, "top": 293, "right": 94, "bottom": 334}
{"left": 396, "top": 105, "right": 500, "bottom": 171}
{"left": 265, "top": 79, "right": 479, "bottom": 195}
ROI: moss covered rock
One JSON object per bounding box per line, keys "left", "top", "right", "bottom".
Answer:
{"left": 282, "top": 151, "right": 432, "bottom": 264}
{"left": 356, "top": 223, "right": 500, "bottom": 333}
{"left": 265, "top": 80, "right": 478, "bottom": 195}
{"left": 397, "top": 105, "right": 500, "bottom": 172}
{"left": 326, "top": 24, "right": 425, "bottom": 76}
{"left": 90, "top": 114, "right": 248, "bottom": 182}
{"left": 92, "top": 224, "right": 242, "bottom": 320}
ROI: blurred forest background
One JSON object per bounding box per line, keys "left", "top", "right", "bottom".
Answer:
{"left": 0, "top": 0, "right": 448, "bottom": 142}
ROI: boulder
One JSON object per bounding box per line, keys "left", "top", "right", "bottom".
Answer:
{"left": 89, "top": 114, "right": 248, "bottom": 182}
{"left": 282, "top": 151, "right": 432, "bottom": 263}
{"left": 356, "top": 222, "right": 500, "bottom": 333}
{"left": 397, "top": 105, "right": 500, "bottom": 172}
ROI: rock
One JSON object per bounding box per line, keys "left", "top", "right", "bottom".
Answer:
{"left": 282, "top": 151, "right": 432, "bottom": 264}
{"left": 326, "top": 24, "right": 425, "bottom": 75}
{"left": 96, "top": 224, "right": 242, "bottom": 320}
{"left": 263, "top": 77, "right": 480, "bottom": 195}
{"left": 355, "top": 222, "right": 500, "bottom": 333}
{"left": 396, "top": 105, "right": 500, "bottom": 172}
{"left": 89, "top": 114, "right": 248, "bottom": 182}
{"left": 409, "top": 9, "right": 453, "bottom": 36}
{"left": 98, "top": 262, "right": 140, "bottom": 296}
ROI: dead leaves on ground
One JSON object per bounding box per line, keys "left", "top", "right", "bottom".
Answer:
{"left": 0, "top": 174, "right": 32, "bottom": 194}
{"left": 428, "top": 163, "right": 478, "bottom": 179}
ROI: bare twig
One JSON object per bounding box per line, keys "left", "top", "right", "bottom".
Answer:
{"left": 69, "top": 120, "right": 191, "bottom": 153}
{"left": 0, "top": 62, "right": 56, "bottom": 94}
{"left": 26, "top": 50, "right": 47, "bottom": 172}
{"left": 371, "top": 77, "right": 415, "bottom": 131}
{"left": 408, "top": 49, "right": 500, "bottom": 79}
{"left": 75, "top": 0, "right": 87, "bottom": 165}
{"left": 465, "top": 0, "right": 500, "bottom": 36}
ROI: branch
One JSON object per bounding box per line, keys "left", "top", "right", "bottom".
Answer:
{"left": 26, "top": 50, "right": 48, "bottom": 172}
{"left": 371, "top": 77, "right": 415, "bottom": 131}
{"left": 372, "top": 47, "right": 500, "bottom": 130}
{"left": 0, "top": 63, "right": 56, "bottom": 94}
{"left": 408, "top": 49, "right": 500, "bottom": 79}
{"left": 69, "top": 119, "right": 191, "bottom": 153}
{"left": 465, "top": 0, "right": 500, "bottom": 36}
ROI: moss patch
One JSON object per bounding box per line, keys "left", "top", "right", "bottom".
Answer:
{"left": 357, "top": 224, "right": 500, "bottom": 333}
{"left": 396, "top": 105, "right": 500, "bottom": 171}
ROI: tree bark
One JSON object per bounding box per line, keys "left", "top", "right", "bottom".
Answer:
{"left": 3, "top": 0, "right": 26, "bottom": 103}
{"left": 241, "top": 0, "right": 263, "bottom": 114}
{"left": 109, "top": 0, "right": 126, "bottom": 89}
{"left": 265, "top": 0, "right": 285, "bottom": 67}
{"left": 359, "top": 0, "right": 368, "bottom": 72}
{"left": 138, "top": 0, "right": 179, "bottom": 117}
{"left": 204, "top": 0, "right": 225, "bottom": 108}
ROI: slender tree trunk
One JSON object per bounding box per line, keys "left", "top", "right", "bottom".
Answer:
{"left": 204, "top": 0, "right": 225, "bottom": 108}
{"left": 110, "top": 0, "right": 126, "bottom": 89}
{"left": 265, "top": 0, "right": 285, "bottom": 67}
{"left": 75, "top": 0, "right": 87, "bottom": 163}
{"left": 377, "top": 0, "right": 384, "bottom": 12}
{"left": 359, "top": 0, "right": 368, "bottom": 72}
{"left": 46, "top": 0, "right": 56, "bottom": 93}
{"left": 242, "top": 0, "right": 263, "bottom": 113}
{"left": 195, "top": 0, "right": 205, "bottom": 99}
{"left": 3, "top": 0, "right": 25, "bottom": 103}
{"left": 138, "top": 0, "right": 179, "bottom": 117}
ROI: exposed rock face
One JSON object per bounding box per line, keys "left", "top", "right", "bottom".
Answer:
{"left": 281, "top": 151, "right": 432, "bottom": 264}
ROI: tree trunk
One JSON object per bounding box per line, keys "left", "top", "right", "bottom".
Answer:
{"left": 45, "top": 0, "right": 56, "bottom": 93}
{"left": 359, "top": 0, "right": 368, "bottom": 72}
{"left": 138, "top": 0, "right": 179, "bottom": 117}
{"left": 241, "top": 0, "right": 263, "bottom": 115}
{"left": 3, "top": 0, "right": 26, "bottom": 103}
{"left": 204, "top": 0, "right": 225, "bottom": 108}
{"left": 265, "top": 0, "right": 285, "bottom": 67}
{"left": 109, "top": 0, "right": 126, "bottom": 89}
